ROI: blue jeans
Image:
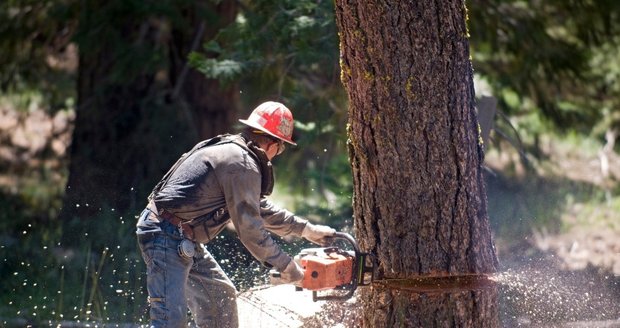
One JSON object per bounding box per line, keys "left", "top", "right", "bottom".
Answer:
{"left": 137, "top": 209, "right": 238, "bottom": 328}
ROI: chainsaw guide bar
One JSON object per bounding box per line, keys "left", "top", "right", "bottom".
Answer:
{"left": 373, "top": 274, "right": 497, "bottom": 293}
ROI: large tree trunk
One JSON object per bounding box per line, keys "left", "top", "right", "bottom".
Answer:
{"left": 335, "top": 1, "right": 499, "bottom": 326}
{"left": 60, "top": 1, "right": 238, "bottom": 225}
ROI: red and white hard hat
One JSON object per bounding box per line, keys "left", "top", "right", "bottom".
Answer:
{"left": 239, "top": 101, "right": 297, "bottom": 145}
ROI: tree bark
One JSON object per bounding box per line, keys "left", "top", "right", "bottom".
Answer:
{"left": 60, "top": 1, "right": 238, "bottom": 223}
{"left": 335, "top": 1, "right": 499, "bottom": 326}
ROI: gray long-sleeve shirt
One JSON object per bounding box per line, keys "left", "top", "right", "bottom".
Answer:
{"left": 137, "top": 138, "right": 308, "bottom": 270}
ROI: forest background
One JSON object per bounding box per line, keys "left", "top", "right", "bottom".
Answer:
{"left": 1, "top": 0, "right": 619, "bottom": 325}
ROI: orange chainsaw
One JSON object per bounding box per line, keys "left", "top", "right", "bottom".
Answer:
{"left": 287, "top": 232, "right": 375, "bottom": 302}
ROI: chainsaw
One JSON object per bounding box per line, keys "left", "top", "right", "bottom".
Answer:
{"left": 273, "top": 232, "right": 375, "bottom": 302}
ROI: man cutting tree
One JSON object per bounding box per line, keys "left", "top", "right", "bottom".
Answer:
{"left": 135, "top": 101, "right": 336, "bottom": 327}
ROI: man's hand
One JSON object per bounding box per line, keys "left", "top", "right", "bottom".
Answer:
{"left": 270, "top": 259, "right": 304, "bottom": 286}
{"left": 301, "top": 223, "right": 336, "bottom": 246}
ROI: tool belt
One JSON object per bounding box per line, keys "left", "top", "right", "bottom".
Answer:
{"left": 159, "top": 209, "right": 195, "bottom": 241}
{"left": 147, "top": 201, "right": 195, "bottom": 240}
{"left": 147, "top": 201, "right": 231, "bottom": 243}
{"left": 188, "top": 207, "right": 230, "bottom": 243}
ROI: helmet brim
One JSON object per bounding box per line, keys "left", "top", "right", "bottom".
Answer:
{"left": 239, "top": 119, "right": 297, "bottom": 146}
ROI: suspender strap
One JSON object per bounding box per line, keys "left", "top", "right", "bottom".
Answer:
{"left": 147, "top": 135, "right": 232, "bottom": 202}
{"left": 147, "top": 134, "right": 274, "bottom": 202}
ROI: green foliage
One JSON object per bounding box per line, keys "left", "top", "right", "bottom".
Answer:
{"left": 0, "top": 0, "right": 77, "bottom": 110}
{"left": 469, "top": 0, "right": 620, "bottom": 137}
{"left": 190, "top": 0, "right": 351, "bottom": 223}
{"left": 194, "top": 0, "right": 343, "bottom": 105}
{"left": 188, "top": 54, "right": 243, "bottom": 81}
{"left": 1, "top": 206, "right": 149, "bottom": 325}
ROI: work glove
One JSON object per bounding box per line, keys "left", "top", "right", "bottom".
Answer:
{"left": 270, "top": 259, "right": 304, "bottom": 286}
{"left": 301, "top": 223, "right": 336, "bottom": 246}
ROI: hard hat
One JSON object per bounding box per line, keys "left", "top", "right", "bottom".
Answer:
{"left": 239, "top": 101, "right": 297, "bottom": 145}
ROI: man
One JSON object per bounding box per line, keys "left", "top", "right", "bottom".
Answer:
{"left": 136, "top": 101, "right": 336, "bottom": 328}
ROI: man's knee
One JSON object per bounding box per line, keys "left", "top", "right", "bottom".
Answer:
{"left": 149, "top": 296, "right": 188, "bottom": 328}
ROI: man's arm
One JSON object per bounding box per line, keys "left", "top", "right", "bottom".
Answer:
{"left": 261, "top": 198, "right": 336, "bottom": 246}
{"left": 260, "top": 198, "right": 308, "bottom": 237}
{"left": 215, "top": 151, "right": 292, "bottom": 271}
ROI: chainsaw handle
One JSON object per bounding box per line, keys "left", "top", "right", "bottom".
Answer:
{"left": 309, "top": 232, "right": 359, "bottom": 302}
{"left": 328, "top": 232, "right": 361, "bottom": 254}
{"left": 297, "top": 231, "right": 375, "bottom": 302}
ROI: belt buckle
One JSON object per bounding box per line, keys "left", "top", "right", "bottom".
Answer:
{"left": 179, "top": 222, "right": 194, "bottom": 241}
{"left": 176, "top": 222, "right": 186, "bottom": 238}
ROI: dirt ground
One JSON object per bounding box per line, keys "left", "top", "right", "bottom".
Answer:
{"left": 530, "top": 225, "right": 620, "bottom": 275}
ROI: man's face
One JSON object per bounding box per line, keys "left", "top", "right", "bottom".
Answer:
{"left": 265, "top": 140, "right": 285, "bottom": 160}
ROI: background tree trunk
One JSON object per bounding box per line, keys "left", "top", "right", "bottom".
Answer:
{"left": 60, "top": 1, "right": 238, "bottom": 225}
{"left": 335, "top": 1, "right": 499, "bottom": 326}
{"left": 58, "top": 1, "right": 239, "bottom": 258}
